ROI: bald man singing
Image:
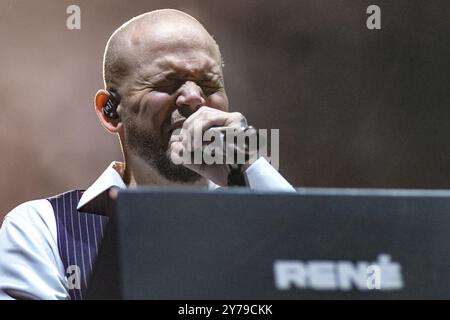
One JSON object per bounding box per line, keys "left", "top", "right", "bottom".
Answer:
{"left": 0, "top": 9, "right": 294, "bottom": 300}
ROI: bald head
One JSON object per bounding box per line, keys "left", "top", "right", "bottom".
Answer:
{"left": 103, "top": 9, "right": 222, "bottom": 89}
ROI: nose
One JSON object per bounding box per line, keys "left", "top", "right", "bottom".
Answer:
{"left": 175, "top": 81, "right": 206, "bottom": 118}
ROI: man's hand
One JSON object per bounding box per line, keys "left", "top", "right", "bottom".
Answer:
{"left": 169, "top": 106, "right": 248, "bottom": 186}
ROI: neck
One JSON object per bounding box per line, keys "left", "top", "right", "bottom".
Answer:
{"left": 122, "top": 153, "right": 208, "bottom": 188}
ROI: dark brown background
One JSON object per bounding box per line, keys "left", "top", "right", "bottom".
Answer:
{"left": 1, "top": 0, "right": 450, "bottom": 220}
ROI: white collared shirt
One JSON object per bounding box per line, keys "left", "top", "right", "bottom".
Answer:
{"left": 0, "top": 158, "right": 294, "bottom": 299}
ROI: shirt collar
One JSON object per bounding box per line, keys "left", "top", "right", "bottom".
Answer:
{"left": 77, "top": 161, "right": 220, "bottom": 214}
{"left": 76, "top": 161, "right": 127, "bottom": 212}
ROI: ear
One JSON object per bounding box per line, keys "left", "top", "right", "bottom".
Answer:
{"left": 95, "top": 89, "right": 123, "bottom": 134}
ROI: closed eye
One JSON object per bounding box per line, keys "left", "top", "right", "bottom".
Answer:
{"left": 154, "top": 82, "right": 182, "bottom": 94}
{"left": 153, "top": 80, "right": 222, "bottom": 95}
{"left": 201, "top": 85, "right": 221, "bottom": 95}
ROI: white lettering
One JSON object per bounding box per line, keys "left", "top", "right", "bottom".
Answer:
{"left": 274, "top": 260, "right": 306, "bottom": 290}
{"left": 274, "top": 254, "right": 403, "bottom": 291}
{"left": 367, "top": 264, "right": 381, "bottom": 289}
{"left": 66, "top": 265, "right": 81, "bottom": 289}
{"left": 66, "top": 5, "right": 81, "bottom": 30}
{"left": 366, "top": 5, "right": 381, "bottom": 30}
{"left": 308, "top": 262, "right": 336, "bottom": 289}
{"left": 338, "top": 262, "right": 369, "bottom": 290}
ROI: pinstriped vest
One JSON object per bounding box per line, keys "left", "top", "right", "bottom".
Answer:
{"left": 47, "top": 190, "right": 109, "bottom": 300}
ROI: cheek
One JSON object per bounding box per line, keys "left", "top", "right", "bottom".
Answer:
{"left": 135, "top": 92, "right": 175, "bottom": 132}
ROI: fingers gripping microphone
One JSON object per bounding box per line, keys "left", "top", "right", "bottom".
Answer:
{"left": 205, "top": 125, "right": 263, "bottom": 186}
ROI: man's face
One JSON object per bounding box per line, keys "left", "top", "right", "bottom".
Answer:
{"left": 118, "top": 25, "right": 229, "bottom": 182}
